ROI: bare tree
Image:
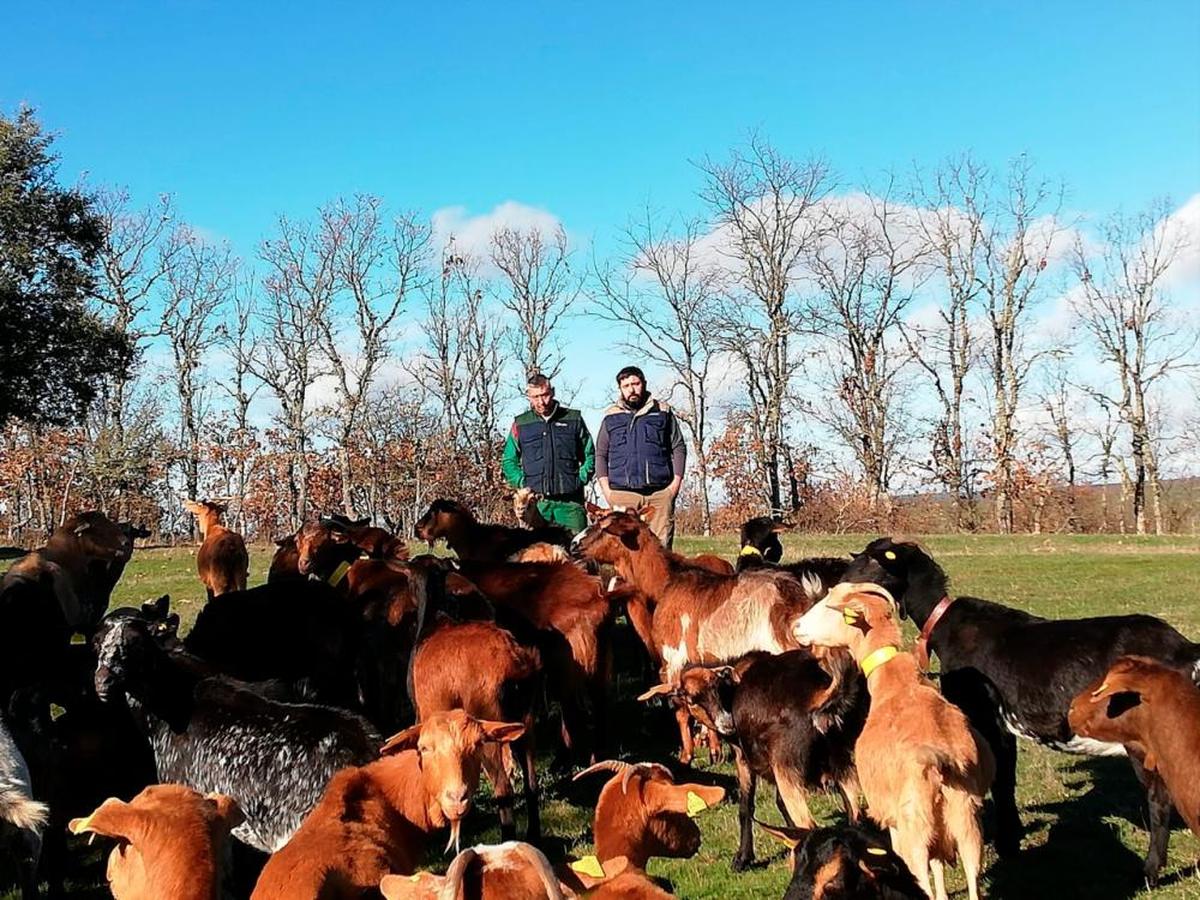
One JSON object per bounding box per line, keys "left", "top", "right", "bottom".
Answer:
{"left": 700, "top": 136, "right": 834, "bottom": 513}
{"left": 253, "top": 215, "right": 335, "bottom": 529}
{"left": 1071, "top": 199, "right": 1194, "bottom": 534}
{"left": 315, "top": 196, "right": 431, "bottom": 517}
{"left": 491, "top": 225, "right": 581, "bottom": 379}
{"left": 593, "top": 210, "right": 724, "bottom": 533}
{"left": 413, "top": 242, "right": 509, "bottom": 472}
{"left": 161, "top": 229, "right": 236, "bottom": 510}
{"left": 805, "top": 184, "right": 928, "bottom": 508}
{"left": 92, "top": 190, "right": 182, "bottom": 432}
{"left": 1038, "top": 353, "right": 1082, "bottom": 531}
{"left": 905, "top": 158, "right": 989, "bottom": 529}
{"left": 215, "top": 274, "right": 261, "bottom": 532}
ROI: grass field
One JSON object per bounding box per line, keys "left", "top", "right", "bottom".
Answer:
{"left": 8, "top": 533, "right": 1200, "bottom": 898}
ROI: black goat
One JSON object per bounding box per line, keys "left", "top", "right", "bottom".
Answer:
{"left": 757, "top": 820, "right": 926, "bottom": 900}
{"left": 645, "top": 648, "right": 867, "bottom": 871}
{"left": 92, "top": 609, "right": 380, "bottom": 853}
{"left": 736, "top": 517, "right": 851, "bottom": 588}
{"left": 844, "top": 536, "right": 1200, "bottom": 883}
{"left": 182, "top": 580, "right": 362, "bottom": 708}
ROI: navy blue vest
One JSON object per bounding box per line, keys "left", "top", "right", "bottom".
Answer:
{"left": 602, "top": 403, "right": 674, "bottom": 491}
{"left": 515, "top": 406, "right": 585, "bottom": 497}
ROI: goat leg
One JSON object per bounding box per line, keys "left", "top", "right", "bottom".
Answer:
{"left": 732, "top": 747, "right": 756, "bottom": 871}
{"left": 1130, "top": 756, "right": 1172, "bottom": 886}
{"left": 673, "top": 701, "right": 695, "bottom": 765}
{"left": 515, "top": 727, "right": 541, "bottom": 844}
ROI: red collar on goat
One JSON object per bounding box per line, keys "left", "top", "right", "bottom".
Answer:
{"left": 915, "top": 594, "right": 955, "bottom": 671}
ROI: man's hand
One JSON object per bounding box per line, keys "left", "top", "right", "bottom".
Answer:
{"left": 598, "top": 476, "right": 612, "bottom": 504}
{"left": 668, "top": 475, "right": 683, "bottom": 498}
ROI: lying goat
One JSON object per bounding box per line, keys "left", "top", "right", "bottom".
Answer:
{"left": 793, "top": 584, "right": 993, "bottom": 900}
{"left": 846, "top": 536, "right": 1200, "bottom": 880}
{"left": 69, "top": 784, "right": 243, "bottom": 900}
{"left": 252, "top": 711, "right": 525, "bottom": 898}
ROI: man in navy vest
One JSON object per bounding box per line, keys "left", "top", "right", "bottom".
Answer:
{"left": 596, "top": 365, "right": 687, "bottom": 548}
{"left": 501, "top": 372, "right": 595, "bottom": 533}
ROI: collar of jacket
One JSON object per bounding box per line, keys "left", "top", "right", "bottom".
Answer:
{"left": 614, "top": 395, "right": 659, "bottom": 417}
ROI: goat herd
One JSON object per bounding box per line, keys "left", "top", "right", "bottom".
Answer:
{"left": 0, "top": 498, "right": 1198, "bottom": 899}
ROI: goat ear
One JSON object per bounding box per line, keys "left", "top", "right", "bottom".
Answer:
{"left": 73, "top": 521, "right": 93, "bottom": 536}
{"left": 754, "top": 818, "right": 810, "bottom": 850}
{"left": 479, "top": 720, "right": 526, "bottom": 744}
{"left": 713, "top": 665, "right": 741, "bottom": 685}
{"left": 1106, "top": 690, "right": 1143, "bottom": 719}
{"left": 770, "top": 520, "right": 793, "bottom": 533}
{"left": 380, "top": 724, "right": 423, "bottom": 755}
{"left": 68, "top": 798, "right": 144, "bottom": 842}
{"left": 585, "top": 501, "right": 606, "bottom": 518}
{"left": 637, "top": 683, "right": 676, "bottom": 702}
{"left": 205, "top": 793, "right": 245, "bottom": 830}
{"left": 380, "top": 872, "right": 442, "bottom": 899}
{"left": 829, "top": 599, "right": 872, "bottom": 634}
{"left": 635, "top": 505, "right": 654, "bottom": 523}
{"left": 142, "top": 595, "right": 170, "bottom": 619}
{"left": 648, "top": 781, "right": 725, "bottom": 816}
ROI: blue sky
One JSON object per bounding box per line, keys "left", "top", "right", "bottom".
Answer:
{"left": 3, "top": 2, "right": 1199, "bottom": 442}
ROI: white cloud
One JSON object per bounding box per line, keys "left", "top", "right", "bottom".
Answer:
{"left": 430, "top": 201, "right": 566, "bottom": 263}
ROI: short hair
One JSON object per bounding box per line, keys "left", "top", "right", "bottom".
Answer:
{"left": 615, "top": 365, "right": 645, "bottom": 384}
{"left": 526, "top": 372, "right": 551, "bottom": 389}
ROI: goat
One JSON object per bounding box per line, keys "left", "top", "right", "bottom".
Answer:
{"left": 67, "top": 784, "right": 243, "bottom": 900}
{"left": 184, "top": 499, "right": 250, "bottom": 599}
{"left": 793, "top": 584, "right": 993, "bottom": 900}
{"left": 452, "top": 559, "right": 613, "bottom": 761}
{"left": 844, "top": 536, "right": 1200, "bottom": 878}
{"left": 1, "top": 511, "right": 142, "bottom": 708}
{"left": 251, "top": 710, "right": 525, "bottom": 899}
{"left": 410, "top": 580, "right": 543, "bottom": 841}
{"left": 736, "top": 517, "right": 850, "bottom": 582}
{"left": 572, "top": 760, "right": 725, "bottom": 871}
{"left": 268, "top": 515, "right": 409, "bottom": 584}
{"left": 756, "top": 821, "right": 927, "bottom": 900}
{"left": 93, "top": 608, "right": 381, "bottom": 853}
{"left": 573, "top": 508, "right": 828, "bottom": 682}
{"left": 381, "top": 841, "right": 565, "bottom": 899}
{"left": 183, "top": 580, "right": 362, "bottom": 708}
{"left": 513, "top": 486, "right": 551, "bottom": 529}
{"left": 641, "top": 648, "right": 867, "bottom": 871}
{"left": 1069, "top": 656, "right": 1200, "bottom": 848}
{"left": 416, "top": 498, "right": 572, "bottom": 562}
{"left": 0, "top": 712, "right": 47, "bottom": 900}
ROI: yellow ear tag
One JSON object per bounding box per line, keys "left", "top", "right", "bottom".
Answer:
{"left": 409, "top": 875, "right": 421, "bottom": 882}
{"left": 686, "top": 790, "right": 708, "bottom": 817}
{"left": 884, "top": 550, "right": 897, "bottom": 560}
{"left": 50, "top": 703, "right": 67, "bottom": 721}
{"left": 843, "top": 608, "right": 860, "bottom": 626}
{"left": 70, "top": 633, "right": 86, "bottom": 645}
{"left": 867, "top": 847, "right": 887, "bottom": 856}
{"left": 571, "top": 855, "right": 606, "bottom": 878}
{"left": 327, "top": 560, "right": 351, "bottom": 587}
{"left": 1091, "top": 681, "right": 1109, "bottom": 697}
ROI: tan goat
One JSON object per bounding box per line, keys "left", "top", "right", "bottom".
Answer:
{"left": 184, "top": 499, "right": 249, "bottom": 599}
{"left": 792, "top": 583, "right": 994, "bottom": 900}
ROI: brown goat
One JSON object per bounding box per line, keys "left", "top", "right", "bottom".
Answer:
{"left": 416, "top": 499, "right": 571, "bottom": 562}
{"left": 252, "top": 710, "right": 525, "bottom": 899}
{"left": 792, "top": 584, "right": 993, "bottom": 900}
{"left": 1069, "top": 655, "right": 1200, "bottom": 845}
{"left": 269, "top": 516, "right": 409, "bottom": 584}
{"left": 571, "top": 760, "right": 725, "bottom": 870}
{"left": 513, "top": 487, "right": 550, "bottom": 529}
{"left": 412, "top": 619, "right": 543, "bottom": 840}
{"left": 574, "top": 509, "right": 819, "bottom": 682}
{"left": 453, "top": 559, "right": 613, "bottom": 759}
{"left": 184, "top": 500, "right": 249, "bottom": 599}
{"left": 68, "top": 784, "right": 243, "bottom": 900}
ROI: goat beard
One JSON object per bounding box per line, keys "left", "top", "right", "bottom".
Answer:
{"left": 445, "top": 817, "right": 462, "bottom": 855}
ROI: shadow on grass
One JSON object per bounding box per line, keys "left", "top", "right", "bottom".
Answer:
{"left": 988, "top": 756, "right": 1156, "bottom": 899}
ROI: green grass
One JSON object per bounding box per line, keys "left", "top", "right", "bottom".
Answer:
{"left": 10, "top": 534, "right": 1200, "bottom": 898}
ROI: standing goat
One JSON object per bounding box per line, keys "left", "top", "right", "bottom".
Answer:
{"left": 184, "top": 499, "right": 249, "bottom": 599}
{"left": 793, "top": 584, "right": 993, "bottom": 900}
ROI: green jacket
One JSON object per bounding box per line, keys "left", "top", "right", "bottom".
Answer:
{"left": 502, "top": 403, "right": 595, "bottom": 497}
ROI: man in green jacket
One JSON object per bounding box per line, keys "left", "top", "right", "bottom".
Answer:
{"left": 501, "top": 373, "right": 595, "bottom": 533}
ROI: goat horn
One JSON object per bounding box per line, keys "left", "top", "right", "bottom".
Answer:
{"left": 621, "top": 761, "right": 674, "bottom": 795}
{"left": 573, "top": 760, "right": 633, "bottom": 782}
{"left": 513, "top": 843, "right": 566, "bottom": 900}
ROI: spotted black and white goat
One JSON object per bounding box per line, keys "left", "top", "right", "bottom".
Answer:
{"left": 1, "top": 711, "right": 48, "bottom": 900}
{"left": 92, "top": 608, "right": 380, "bottom": 853}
